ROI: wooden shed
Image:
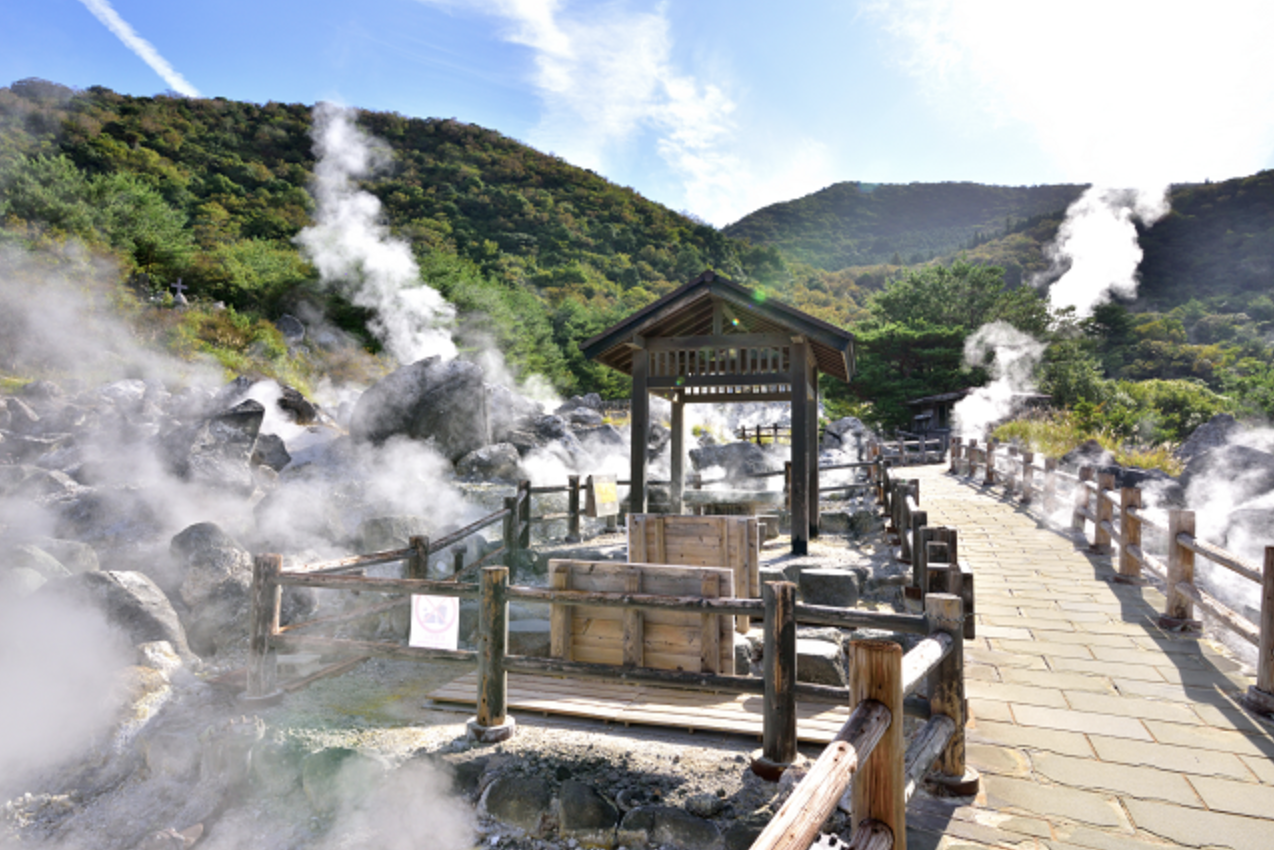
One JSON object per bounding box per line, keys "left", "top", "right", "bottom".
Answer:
{"left": 580, "top": 270, "right": 856, "bottom": 555}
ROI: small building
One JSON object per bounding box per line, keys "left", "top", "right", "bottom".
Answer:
{"left": 907, "top": 389, "right": 1052, "bottom": 434}
{"left": 580, "top": 270, "right": 855, "bottom": 555}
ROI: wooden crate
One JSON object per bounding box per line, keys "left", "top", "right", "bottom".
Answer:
{"left": 548, "top": 559, "right": 735, "bottom": 674}
{"left": 628, "top": 514, "right": 760, "bottom": 633}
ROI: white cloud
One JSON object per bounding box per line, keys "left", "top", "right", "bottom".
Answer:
{"left": 78, "top": 0, "right": 200, "bottom": 97}
{"left": 418, "top": 0, "right": 836, "bottom": 225}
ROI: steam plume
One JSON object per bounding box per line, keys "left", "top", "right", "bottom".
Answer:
{"left": 295, "top": 103, "right": 458, "bottom": 365}
{"left": 953, "top": 321, "right": 1046, "bottom": 437}
{"left": 1037, "top": 186, "right": 1169, "bottom": 317}
{"left": 78, "top": 0, "right": 200, "bottom": 97}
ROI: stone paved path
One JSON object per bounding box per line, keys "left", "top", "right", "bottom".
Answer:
{"left": 901, "top": 464, "right": 1274, "bottom": 850}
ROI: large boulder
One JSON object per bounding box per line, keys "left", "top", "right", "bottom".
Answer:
{"left": 50, "top": 484, "right": 164, "bottom": 551}
{"left": 618, "top": 806, "right": 722, "bottom": 850}
{"left": 1181, "top": 445, "right": 1274, "bottom": 505}
{"left": 690, "top": 442, "right": 776, "bottom": 482}
{"left": 161, "top": 399, "right": 265, "bottom": 495}
{"left": 821, "top": 416, "right": 871, "bottom": 457}
{"left": 251, "top": 433, "right": 291, "bottom": 472}
{"left": 487, "top": 384, "right": 543, "bottom": 443}
{"left": 349, "top": 357, "right": 489, "bottom": 461}
{"left": 40, "top": 570, "right": 193, "bottom": 661}
{"left": 456, "top": 443, "right": 522, "bottom": 482}
{"left": 1175, "top": 413, "right": 1242, "bottom": 462}
{"left": 1059, "top": 439, "right": 1115, "bottom": 472}
{"left": 168, "top": 523, "right": 254, "bottom": 656}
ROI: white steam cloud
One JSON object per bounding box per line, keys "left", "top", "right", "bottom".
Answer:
{"left": 295, "top": 103, "right": 458, "bottom": 365}
{"left": 78, "top": 0, "right": 200, "bottom": 97}
{"left": 1037, "top": 186, "right": 1169, "bottom": 317}
{"left": 953, "top": 321, "right": 1046, "bottom": 438}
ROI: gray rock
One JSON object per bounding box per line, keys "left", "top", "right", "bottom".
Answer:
{"left": 275, "top": 313, "right": 305, "bottom": 343}
{"left": 690, "top": 442, "right": 776, "bottom": 482}
{"left": 358, "top": 515, "right": 431, "bottom": 554}
{"left": 4, "top": 396, "right": 42, "bottom": 434}
{"left": 33, "top": 537, "right": 99, "bottom": 573}
{"left": 162, "top": 400, "right": 265, "bottom": 495}
{"left": 252, "top": 433, "right": 291, "bottom": 471}
{"left": 482, "top": 774, "right": 553, "bottom": 836}
{"left": 685, "top": 792, "right": 725, "bottom": 818}
{"left": 796, "top": 638, "right": 848, "bottom": 687}
{"left": 1181, "top": 445, "right": 1274, "bottom": 505}
{"left": 0, "top": 464, "right": 78, "bottom": 499}
{"left": 456, "top": 443, "right": 523, "bottom": 482}
{"left": 19, "top": 379, "right": 64, "bottom": 402}
{"left": 821, "top": 417, "right": 870, "bottom": 457}
{"left": 567, "top": 407, "right": 604, "bottom": 428}
{"left": 1059, "top": 439, "right": 1115, "bottom": 472}
{"left": 1223, "top": 507, "right": 1274, "bottom": 555}
{"left": 559, "top": 779, "right": 619, "bottom": 845}
{"left": 798, "top": 569, "right": 860, "bottom": 608}
{"left": 487, "top": 384, "right": 543, "bottom": 442}
{"left": 1176, "top": 413, "right": 1242, "bottom": 462}
{"left": 723, "top": 821, "right": 764, "bottom": 850}
{"left": 618, "top": 805, "right": 722, "bottom": 850}
{"left": 648, "top": 422, "right": 670, "bottom": 454}
{"left": 41, "top": 570, "right": 193, "bottom": 660}
{"left": 170, "top": 523, "right": 252, "bottom": 609}
{"left": 349, "top": 356, "right": 489, "bottom": 461}
{"left": 51, "top": 484, "right": 163, "bottom": 551}
{"left": 555, "top": 393, "right": 602, "bottom": 414}
{"left": 3, "top": 544, "right": 71, "bottom": 580}
{"left": 577, "top": 424, "right": 626, "bottom": 450}
{"left": 277, "top": 385, "right": 318, "bottom": 425}
{"left": 533, "top": 414, "right": 571, "bottom": 442}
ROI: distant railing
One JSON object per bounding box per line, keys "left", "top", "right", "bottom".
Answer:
{"left": 949, "top": 436, "right": 1274, "bottom": 717}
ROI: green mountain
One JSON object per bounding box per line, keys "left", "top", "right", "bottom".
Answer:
{"left": 723, "top": 181, "right": 1087, "bottom": 270}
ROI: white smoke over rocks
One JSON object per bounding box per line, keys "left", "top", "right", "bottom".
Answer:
{"left": 952, "top": 321, "right": 1046, "bottom": 439}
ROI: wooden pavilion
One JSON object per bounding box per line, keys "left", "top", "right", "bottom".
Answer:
{"left": 580, "top": 270, "right": 856, "bottom": 555}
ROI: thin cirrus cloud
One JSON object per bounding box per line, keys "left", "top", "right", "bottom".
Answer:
{"left": 416, "top": 0, "right": 835, "bottom": 225}
{"left": 78, "top": 0, "right": 200, "bottom": 97}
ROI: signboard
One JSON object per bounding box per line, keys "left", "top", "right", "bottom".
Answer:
{"left": 409, "top": 594, "right": 459, "bottom": 650}
{"left": 585, "top": 474, "right": 619, "bottom": 518}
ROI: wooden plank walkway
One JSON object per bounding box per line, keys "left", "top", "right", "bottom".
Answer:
{"left": 906, "top": 463, "right": 1274, "bottom": 850}
{"left": 428, "top": 670, "right": 852, "bottom": 744}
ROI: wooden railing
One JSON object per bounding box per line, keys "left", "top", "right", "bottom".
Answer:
{"left": 948, "top": 437, "right": 1274, "bottom": 716}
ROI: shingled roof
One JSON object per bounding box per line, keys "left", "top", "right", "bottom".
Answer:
{"left": 580, "top": 270, "right": 856, "bottom": 382}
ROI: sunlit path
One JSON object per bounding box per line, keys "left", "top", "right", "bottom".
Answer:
{"left": 903, "top": 464, "right": 1274, "bottom": 850}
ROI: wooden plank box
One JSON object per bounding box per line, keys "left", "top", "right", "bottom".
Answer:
{"left": 548, "top": 559, "right": 736, "bottom": 675}
{"left": 627, "top": 514, "right": 760, "bottom": 633}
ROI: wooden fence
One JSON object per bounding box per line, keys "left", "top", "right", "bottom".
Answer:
{"left": 949, "top": 437, "right": 1274, "bottom": 717}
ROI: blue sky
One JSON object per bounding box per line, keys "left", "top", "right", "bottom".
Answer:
{"left": 5, "top": 1, "right": 1274, "bottom": 225}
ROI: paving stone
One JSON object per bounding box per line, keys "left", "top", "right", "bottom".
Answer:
{"left": 966, "top": 647, "right": 1048, "bottom": 670}
{"left": 1124, "top": 797, "right": 1274, "bottom": 849}
{"left": 1129, "top": 635, "right": 1207, "bottom": 655}
{"left": 967, "top": 680, "right": 1068, "bottom": 708}
{"left": 1187, "top": 774, "right": 1274, "bottom": 818}
{"left": 1031, "top": 751, "right": 1202, "bottom": 807}
{"left": 982, "top": 774, "right": 1129, "bottom": 828}
{"left": 965, "top": 744, "right": 1033, "bottom": 777}
{"left": 1010, "top": 704, "right": 1152, "bottom": 741}
{"left": 1142, "top": 720, "right": 1274, "bottom": 758}
{"left": 1152, "top": 666, "right": 1251, "bottom": 690}
{"left": 1028, "top": 629, "right": 1136, "bottom": 648}
{"left": 1061, "top": 690, "right": 1201, "bottom": 724}
{"left": 1239, "top": 753, "right": 1274, "bottom": 784}
{"left": 999, "top": 668, "right": 1114, "bottom": 693}
{"left": 968, "top": 698, "right": 1014, "bottom": 723}
{"left": 968, "top": 719, "right": 1094, "bottom": 758}
{"left": 1047, "top": 657, "right": 1166, "bottom": 683}
{"left": 1190, "top": 700, "right": 1274, "bottom": 734}
{"left": 1088, "top": 645, "right": 1206, "bottom": 669}
{"left": 1087, "top": 734, "right": 1253, "bottom": 780}
{"left": 1045, "top": 824, "right": 1187, "bottom": 850}
{"left": 1111, "top": 676, "right": 1240, "bottom": 702}
{"left": 977, "top": 624, "right": 1034, "bottom": 640}
{"left": 964, "top": 664, "right": 1000, "bottom": 682}
{"left": 995, "top": 639, "right": 1095, "bottom": 659}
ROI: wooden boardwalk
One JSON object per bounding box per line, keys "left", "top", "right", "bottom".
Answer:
{"left": 906, "top": 463, "right": 1274, "bottom": 850}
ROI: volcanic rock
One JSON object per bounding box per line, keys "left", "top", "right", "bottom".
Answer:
{"left": 1181, "top": 444, "right": 1274, "bottom": 505}
{"left": 559, "top": 779, "right": 620, "bottom": 846}
{"left": 1059, "top": 439, "right": 1115, "bottom": 472}
{"left": 821, "top": 416, "right": 870, "bottom": 456}
{"left": 618, "top": 805, "right": 722, "bottom": 850}
{"left": 456, "top": 442, "right": 522, "bottom": 482}
{"left": 690, "top": 442, "right": 776, "bottom": 482}
{"left": 349, "top": 356, "right": 489, "bottom": 461}
{"left": 41, "top": 570, "right": 194, "bottom": 661}
{"left": 482, "top": 775, "right": 553, "bottom": 836}
{"left": 277, "top": 384, "right": 318, "bottom": 425}
{"left": 161, "top": 399, "right": 265, "bottom": 495}
{"left": 251, "top": 433, "right": 291, "bottom": 471}
{"left": 1175, "top": 413, "right": 1242, "bottom": 462}
{"left": 169, "top": 523, "right": 253, "bottom": 656}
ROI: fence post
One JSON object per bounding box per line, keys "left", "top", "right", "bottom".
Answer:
{"left": 453, "top": 548, "right": 465, "bottom": 577}
{"left": 1006, "top": 445, "right": 1019, "bottom": 496}
{"left": 471, "top": 565, "right": 515, "bottom": 742}
{"left": 926, "top": 593, "right": 979, "bottom": 795}
{"left": 910, "top": 511, "right": 929, "bottom": 590}
{"left": 1092, "top": 471, "right": 1115, "bottom": 554}
{"left": 503, "top": 496, "right": 520, "bottom": 578}
{"left": 407, "top": 535, "right": 430, "bottom": 580}
{"left": 983, "top": 440, "right": 997, "bottom": 487}
{"left": 755, "top": 580, "right": 797, "bottom": 779}
{"left": 1071, "top": 466, "right": 1093, "bottom": 533}
{"left": 518, "top": 480, "right": 532, "bottom": 549}
{"left": 965, "top": 439, "right": 977, "bottom": 478}
{"left": 1043, "top": 457, "right": 1058, "bottom": 515}
{"left": 246, "top": 554, "right": 282, "bottom": 701}
{"left": 1241, "top": 547, "right": 1274, "bottom": 717}
{"left": 1160, "top": 509, "right": 1198, "bottom": 629}
{"left": 948, "top": 437, "right": 961, "bottom": 474}
{"left": 1021, "top": 451, "right": 1035, "bottom": 505}
{"left": 1117, "top": 487, "right": 1143, "bottom": 583}
{"left": 566, "top": 474, "right": 582, "bottom": 542}
{"left": 849, "top": 639, "right": 904, "bottom": 848}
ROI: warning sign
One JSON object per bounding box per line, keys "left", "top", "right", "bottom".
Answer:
{"left": 409, "top": 595, "right": 459, "bottom": 650}
{"left": 586, "top": 475, "right": 619, "bottom": 517}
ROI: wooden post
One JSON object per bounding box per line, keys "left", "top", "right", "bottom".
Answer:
{"left": 790, "top": 339, "right": 811, "bottom": 555}
{"left": 926, "top": 593, "right": 978, "bottom": 795}
{"left": 1072, "top": 466, "right": 1093, "bottom": 533}
{"left": 756, "top": 580, "right": 798, "bottom": 778}
{"left": 1021, "top": 451, "right": 1035, "bottom": 504}
{"left": 949, "top": 438, "right": 961, "bottom": 474}
{"left": 670, "top": 397, "right": 685, "bottom": 515}
{"left": 983, "top": 440, "right": 996, "bottom": 487}
{"left": 911, "top": 512, "right": 930, "bottom": 592}
{"left": 849, "top": 639, "right": 905, "bottom": 848}
{"left": 246, "top": 554, "right": 282, "bottom": 700}
{"left": 407, "top": 535, "right": 430, "bottom": 580}
{"left": 567, "top": 475, "right": 582, "bottom": 542}
{"left": 1160, "top": 509, "right": 1197, "bottom": 628}
{"left": 623, "top": 569, "right": 644, "bottom": 668}
{"left": 473, "top": 565, "right": 514, "bottom": 742}
{"left": 503, "top": 495, "right": 519, "bottom": 576}
{"left": 453, "top": 548, "right": 465, "bottom": 577}
{"left": 630, "top": 340, "right": 649, "bottom": 515}
{"left": 809, "top": 365, "right": 820, "bottom": 540}
{"left": 1043, "top": 457, "right": 1059, "bottom": 515}
{"left": 518, "top": 480, "right": 531, "bottom": 550}
{"left": 1241, "top": 547, "right": 1274, "bottom": 716}
{"left": 1118, "top": 487, "right": 1142, "bottom": 582}
{"left": 1092, "top": 471, "right": 1115, "bottom": 554}
{"left": 1006, "top": 446, "right": 1019, "bottom": 495}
